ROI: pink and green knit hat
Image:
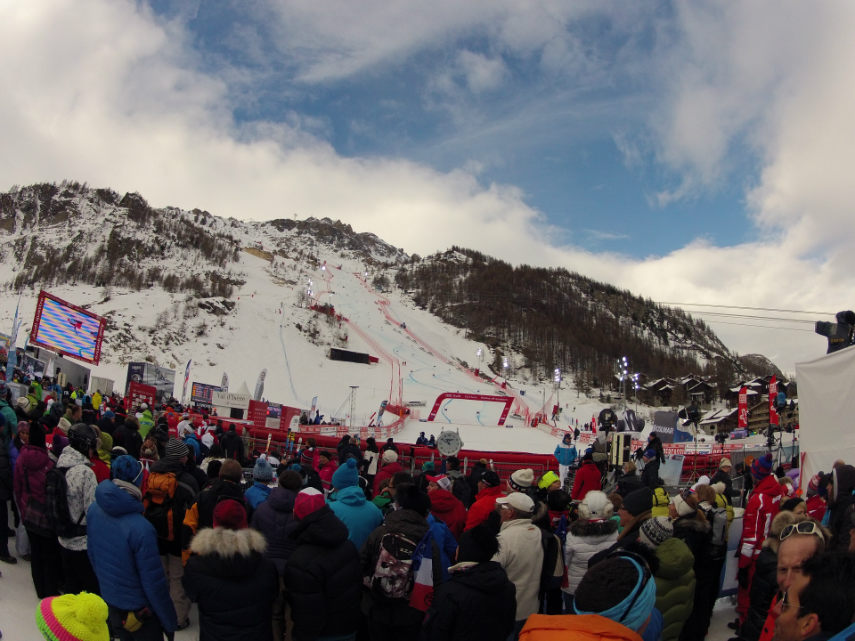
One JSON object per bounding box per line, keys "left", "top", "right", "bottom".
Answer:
{"left": 36, "top": 592, "right": 109, "bottom": 641}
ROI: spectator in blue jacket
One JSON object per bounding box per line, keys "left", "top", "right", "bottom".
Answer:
{"left": 245, "top": 457, "right": 274, "bottom": 512}
{"left": 87, "top": 455, "right": 177, "bottom": 639}
{"left": 554, "top": 433, "right": 578, "bottom": 489}
{"left": 327, "top": 458, "right": 382, "bottom": 549}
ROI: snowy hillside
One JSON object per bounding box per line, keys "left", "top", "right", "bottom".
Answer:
{"left": 0, "top": 181, "right": 746, "bottom": 454}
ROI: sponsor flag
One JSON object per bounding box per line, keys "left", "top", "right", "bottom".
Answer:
{"left": 221, "top": 371, "right": 229, "bottom": 392}
{"left": 181, "top": 359, "right": 192, "bottom": 405}
{"left": 253, "top": 368, "right": 267, "bottom": 401}
{"left": 769, "top": 376, "right": 779, "bottom": 427}
{"left": 738, "top": 386, "right": 749, "bottom": 429}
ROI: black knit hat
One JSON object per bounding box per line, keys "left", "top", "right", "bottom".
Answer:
{"left": 395, "top": 483, "right": 431, "bottom": 516}
{"left": 457, "top": 524, "right": 499, "bottom": 563}
{"left": 621, "top": 486, "right": 653, "bottom": 517}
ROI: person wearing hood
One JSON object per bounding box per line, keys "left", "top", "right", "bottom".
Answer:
{"left": 737, "top": 453, "right": 784, "bottom": 627}
{"left": 426, "top": 473, "right": 466, "bottom": 540}
{"left": 826, "top": 464, "right": 855, "bottom": 550}
{"left": 14, "top": 422, "right": 64, "bottom": 596}
{"left": 372, "top": 448, "right": 403, "bottom": 496}
{"left": 56, "top": 422, "right": 100, "bottom": 594}
{"left": 87, "top": 455, "right": 178, "bottom": 639}
{"left": 554, "top": 433, "right": 578, "bottom": 489}
{"left": 283, "top": 488, "right": 363, "bottom": 641}
{"left": 422, "top": 523, "right": 517, "bottom": 641}
{"left": 245, "top": 457, "right": 274, "bottom": 512}
{"left": 571, "top": 451, "right": 602, "bottom": 501}
{"left": 145, "top": 437, "right": 199, "bottom": 631}
{"left": 636, "top": 516, "right": 694, "bottom": 641}
{"left": 183, "top": 499, "right": 279, "bottom": 641}
{"left": 317, "top": 450, "right": 338, "bottom": 493}
{"left": 113, "top": 415, "right": 143, "bottom": 460}
{"left": 563, "top": 491, "right": 619, "bottom": 610}
{"left": 327, "top": 457, "right": 382, "bottom": 549}
{"left": 640, "top": 448, "right": 661, "bottom": 490}
{"left": 137, "top": 404, "right": 155, "bottom": 439}
{"left": 251, "top": 470, "right": 302, "bottom": 641}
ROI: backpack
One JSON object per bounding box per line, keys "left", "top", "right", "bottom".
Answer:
{"left": 703, "top": 503, "right": 729, "bottom": 551}
{"left": 45, "top": 467, "right": 86, "bottom": 538}
{"left": 22, "top": 470, "right": 54, "bottom": 537}
{"left": 143, "top": 472, "right": 179, "bottom": 542}
{"left": 366, "top": 531, "right": 419, "bottom": 600}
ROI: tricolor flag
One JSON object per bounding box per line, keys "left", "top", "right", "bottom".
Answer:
{"left": 181, "top": 359, "right": 192, "bottom": 405}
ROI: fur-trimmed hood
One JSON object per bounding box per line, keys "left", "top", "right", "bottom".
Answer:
{"left": 569, "top": 517, "right": 619, "bottom": 537}
{"left": 190, "top": 527, "right": 267, "bottom": 558}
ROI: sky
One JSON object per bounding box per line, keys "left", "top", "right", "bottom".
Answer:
{"left": 2, "top": 1, "right": 854, "bottom": 375}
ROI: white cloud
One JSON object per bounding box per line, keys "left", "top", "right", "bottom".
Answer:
{"left": 456, "top": 50, "right": 507, "bottom": 93}
{"left": 1, "top": 0, "right": 854, "bottom": 374}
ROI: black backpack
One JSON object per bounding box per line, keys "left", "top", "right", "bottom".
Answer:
{"left": 45, "top": 467, "right": 86, "bottom": 538}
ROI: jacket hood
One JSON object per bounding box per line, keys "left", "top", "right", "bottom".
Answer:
{"left": 95, "top": 480, "right": 144, "bottom": 517}
{"left": 149, "top": 458, "right": 186, "bottom": 475}
{"left": 833, "top": 465, "right": 855, "bottom": 502}
{"left": 190, "top": 527, "right": 268, "bottom": 573}
{"left": 56, "top": 445, "right": 90, "bottom": 469}
{"left": 17, "top": 444, "right": 52, "bottom": 473}
{"left": 655, "top": 537, "right": 694, "bottom": 579}
{"left": 290, "top": 504, "right": 350, "bottom": 547}
{"left": 449, "top": 561, "right": 511, "bottom": 595}
{"left": 755, "top": 474, "right": 785, "bottom": 497}
{"left": 428, "top": 488, "right": 461, "bottom": 513}
{"left": 569, "top": 518, "right": 619, "bottom": 538}
{"left": 332, "top": 485, "right": 367, "bottom": 507}
{"left": 266, "top": 486, "right": 297, "bottom": 512}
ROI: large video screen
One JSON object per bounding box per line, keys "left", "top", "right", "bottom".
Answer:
{"left": 30, "top": 291, "right": 106, "bottom": 365}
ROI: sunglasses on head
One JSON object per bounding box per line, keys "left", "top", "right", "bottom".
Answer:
{"left": 779, "top": 520, "right": 824, "bottom": 542}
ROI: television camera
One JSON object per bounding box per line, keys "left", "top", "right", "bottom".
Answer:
{"left": 816, "top": 310, "right": 855, "bottom": 354}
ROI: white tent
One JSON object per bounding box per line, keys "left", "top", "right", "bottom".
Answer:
{"left": 795, "top": 345, "right": 855, "bottom": 489}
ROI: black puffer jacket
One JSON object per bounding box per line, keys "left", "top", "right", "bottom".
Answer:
{"left": 740, "top": 546, "right": 778, "bottom": 641}
{"left": 283, "top": 505, "right": 362, "bottom": 641}
{"left": 250, "top": 486, "right": 299, "bottom": 576}
{"left": 196, "top": 479, "right": 244, "bottom": 529}
{"left": 421, "top": 561, "right": 516, "bottom": 641}
{"left": 183, "top": 527, "right": 279, "bottom": 641}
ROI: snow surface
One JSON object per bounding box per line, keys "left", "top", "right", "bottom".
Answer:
{"left": 1, "top": 248, "right": 620, "bottom": 454}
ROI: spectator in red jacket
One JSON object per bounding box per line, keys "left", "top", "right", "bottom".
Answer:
{"left": 427, "top": 474, "right": 467, "bottom": 540}
{"left": 465, "top": 470, "right": 503, "bottom": 531}
{"left": 372, "top": 449, "right": 403, "bottom": 496}
{"left": 571, "top": 451, "right": 602, "bottom": 501}
{"left": 737, "top": 453, "right": 784, "bottom": 626}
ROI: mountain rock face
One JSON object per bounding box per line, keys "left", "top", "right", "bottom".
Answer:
{"left": 0, "top": 181, "right": 762, "bottom": 388}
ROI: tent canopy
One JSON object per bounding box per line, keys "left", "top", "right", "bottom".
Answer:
{"left": 796, "top": 346, "right": 855, "bottom": 489}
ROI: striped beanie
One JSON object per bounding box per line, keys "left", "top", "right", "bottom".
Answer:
{"left": 36, "top": 593, "right": 109, "bottom": 641}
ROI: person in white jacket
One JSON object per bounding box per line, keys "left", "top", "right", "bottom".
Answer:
{"left": 493, "top": 492, "right": 544, "bottom": 639}
{"left": 562, "top": 490, "right": 618, "bottom": 611}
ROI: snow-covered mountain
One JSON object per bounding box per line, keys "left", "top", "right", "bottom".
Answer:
{"left": 0, "top": 181, "right": 764, "bottom": 452}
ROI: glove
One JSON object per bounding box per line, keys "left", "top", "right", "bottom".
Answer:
{"left": 737, "top": 565, "right": 750, "bottom": 589}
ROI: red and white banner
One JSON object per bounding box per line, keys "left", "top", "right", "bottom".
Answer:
{"left": 126, "top": 381, "right": 156, "bottom": 410}
{"left": 738, "top": 386, "right": 749, "bottom": 429}
{"left": 769, "top": 376, "right": 779, "bottom": 427}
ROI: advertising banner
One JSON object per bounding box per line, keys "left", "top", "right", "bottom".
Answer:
{"left": 127, "top": 381, "right": 157, "bottom": 410}
{"left": 212, "top": 390, "right": 251, "bottom": 410}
